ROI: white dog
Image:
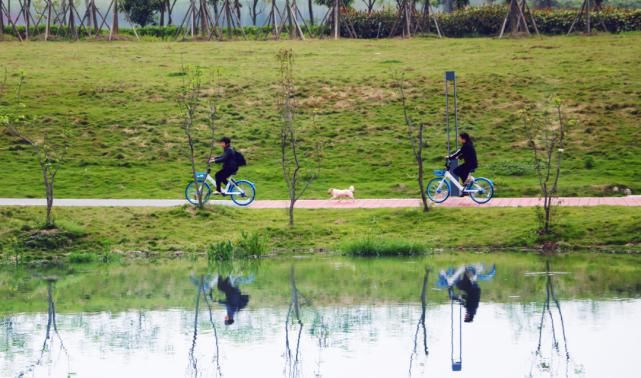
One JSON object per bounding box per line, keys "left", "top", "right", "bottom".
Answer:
{"left": 328, "top": 186, "right": 355, "bottom": 200}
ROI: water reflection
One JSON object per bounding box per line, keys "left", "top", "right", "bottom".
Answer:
{"left": 527, "top": 260, "right": 582, "bottom": 377}
{"left": 1, "top": 256, "right": 640, "bottom": 377}
{"left": 18, "top": 277, "right": 70, "bottom": 377}
{"left": 408, "top": 268, "right": 429, "bottom": 377}
{"left": 188, "top": 274, "right": 222, "bottom": 378}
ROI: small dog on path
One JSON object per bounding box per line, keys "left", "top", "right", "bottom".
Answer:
{"left": 328, "top": 186, "right": 355, "bottom": 200}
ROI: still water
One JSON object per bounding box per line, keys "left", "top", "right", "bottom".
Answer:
{"left": 1, "top": 254, "right": 640, "bottom": 378}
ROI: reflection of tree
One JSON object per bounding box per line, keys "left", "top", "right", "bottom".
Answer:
{"left": 19, "top": 277, "right": 69, "bottom": 377}
{"left": 188, "top": 275, "right": 222, "bottom": 378}
{"left": 408, "top": 268, "right": 429, "bottom": 377}
{"left": 284, "top": 266, "right": 304, "bottom": 378}
{"left": 529, "top": 260, "right": 574, "bottom": 377}
{"left": 284, "top": 265, "right": 328, "bottom": 378}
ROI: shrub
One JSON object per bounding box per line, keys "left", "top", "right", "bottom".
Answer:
{"left": 235, "top": 232, "right": 267, "bottom": 259}
{"left": 342, "top": 237, "right": 427, "bottom": 257}
{"left": 67, "top": 252, "right": 97, "bottom": 264}
{"left": 584, "top": 156, "right": 595, "bottom": 169}
{"left": 207, "top": 241, "right": 234, "bottom": 263}
{"left": 488, "top": 161, "right": 532, "bottom": 176}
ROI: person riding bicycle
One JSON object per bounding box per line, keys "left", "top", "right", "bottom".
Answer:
{"left": 447, "top": 132, "right": 478, "bottom": 196}
{"left": 209, "top": 136, "right": 238, "bottom": 195}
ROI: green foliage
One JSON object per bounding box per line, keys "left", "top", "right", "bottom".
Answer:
{"left": 207, "top": 232, "right": 267, "bottom": 263}
{"left": 67, "top": 251, "right": 98, "bottom": 263}
{"left": 235, "top": 231, "right": 267, "bottom": 258}
{"left": 208, "top": 240, "right": 234, "bottom": 263}
{"left": 341, "top": 237, "right": 428, "bottom": 257}
{"left": 338, "top": 6, "right": 641, "bottom": 38}
{"left": 119, "top": 0, "right": 162, "bottom": 27}
{"left": 584, "top": 156, "right": 595, "bottom": 169}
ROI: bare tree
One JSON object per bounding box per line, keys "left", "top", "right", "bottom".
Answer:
{"left": 1, "top": 72, "right": 69, "bottom": 228}
{"left": 277, "top": 49, "right": 322, "bottom": 226}
{"left": 362, "top": 0, "right": 378, "bottom": 14}
{"left": 522, "top": 99, "right": 569, "bottom": 235}
{"left": 397, "top": 74, "right": 430, "bottom": 212}
{"left": 177, "top": 66, "right": 219, "bottom": 209}
{"left": 247, "top": 0, "right": 264, "bottom": 25}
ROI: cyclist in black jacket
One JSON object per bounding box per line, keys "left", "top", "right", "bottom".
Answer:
{"left": 447, "top": 133, "right": 478, "bottom": 195}
{"left": 209, "top": 137, "right": 238, "bottom": 194}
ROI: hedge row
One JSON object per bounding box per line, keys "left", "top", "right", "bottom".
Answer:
{"left": 2, "top": 6, "right": 640, "bottom": 40}
{"left": 342, "top": 6, "right": 641, "bottom": 38}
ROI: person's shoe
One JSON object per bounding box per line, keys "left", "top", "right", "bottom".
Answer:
{"left": 213, "top": 191, "right": 223, "bottom": 196}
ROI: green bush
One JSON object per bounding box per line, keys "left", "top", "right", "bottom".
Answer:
{"left": 341, "top": 237, "right": 427, "bottom": 257}
{"left": 67, "top": 252, "right": 97, "bottom": 264}
{"left": 207, "top": 232, "right": 267, "bottom": 263}
{"left": 235, "top": 231, "right": 267, "bottom": 259}
{"left": 207, "top": 241, "right": 234, "bottom": 263}
{"left": 340, "top": 6, "right": 641, "bottom": 38}
{"left": 488, "top": 161, "right": 532, "bottom": 176}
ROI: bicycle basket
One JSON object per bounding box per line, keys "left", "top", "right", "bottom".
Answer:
{"left": 434, "top": 169, "right": 446, "bottom": 177}
{"left": 195, "top": 172, "right": 207, "bottom": 181}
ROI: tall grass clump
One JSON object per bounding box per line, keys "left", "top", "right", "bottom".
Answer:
{"left": 207, "top": 232, "right": 267, "bottom": 264}
{"left": 342, "top": 237, "right": 427, "bottom": 257}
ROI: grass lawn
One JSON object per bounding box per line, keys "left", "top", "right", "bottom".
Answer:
{"left": 0, "top": 34, "right": 640, "bottom": 199}
{"left": 1, "top": 205, "right": 640, "bottom": 260}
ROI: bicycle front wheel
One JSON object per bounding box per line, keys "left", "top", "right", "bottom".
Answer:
{"left": 426, "top": 178, "right": 451, "bottom": 203}
{"left": 185, "top": 181, "right": 212, "bottom": 206}
{"left": 230, "top": 180, "right": 256, "bottom": 207}
{"left": 469, "top": 178, "right": 494, "bottom": 204}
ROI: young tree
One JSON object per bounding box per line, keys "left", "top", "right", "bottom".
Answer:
{"left": 361, "top": 0, "right": 379, "bottom": 14}
{"left": 522, "top": 99, "right": 570, "bottom": 235}
{"left": 397, "top": 74, "right": 430, "bottom": 212}
{"left": 177, "top": 66, "right": 219, "bottom": 209}
{"left": 120, "top": 0, "right": 162, "bottom": 27}
{"left": 247, "top": 0, "right": 264, "bottom": 26}
{"left": 1, "top": 72, "right": 70, "bottom": 228}
{"left": 277, "top": 49, "right": 322, "bottom": 226}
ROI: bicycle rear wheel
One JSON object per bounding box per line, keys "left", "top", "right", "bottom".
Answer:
{"left": 185, "top": 181, "right": 212, "bottom": 206}
{"left": 426, "top": 178, "right": 451, "bottom": 203}
{"left": 230, "top": 180, "right": 256, "bottom": 207}
{"left": 469, "top": 178, "right": 494, "bottom": 204}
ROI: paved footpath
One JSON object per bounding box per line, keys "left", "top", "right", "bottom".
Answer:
{"left": 1, "top": 197, "right": 640, "bottom": 209}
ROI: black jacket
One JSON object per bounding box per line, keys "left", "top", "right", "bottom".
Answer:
{"left": 214, "top": 146, "right": 238, "bottom": 172}
{"left": 456, "top": 276, "right": 481, "bottom": 317}
{"left": 449, "top": 143, "right": 478, "bottom": 169}
{"left": 217, "top": 276, "right": 249, "bottom": 320}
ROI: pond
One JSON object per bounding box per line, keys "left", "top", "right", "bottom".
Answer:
{"left": 1, "top": 253, "right": 640, "bottom": 377}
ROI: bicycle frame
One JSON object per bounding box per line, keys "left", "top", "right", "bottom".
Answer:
{"left": 200, "top": 173, "right": 245, "bottom": 195}
{"left": 438, "top": 171, "right": 482, "bottom": 194}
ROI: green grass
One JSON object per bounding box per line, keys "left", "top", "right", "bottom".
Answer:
{"left": 341, "top": 237, "right": 427, "bottom": 257}
{"left": 1, "top": 205, "right": 640, "bottom": 261}
{"left": 1, "top": 34, "right": 640, "bottom": 199}
{"left": 2, "top": 252, "right": 641, "bottom": 313}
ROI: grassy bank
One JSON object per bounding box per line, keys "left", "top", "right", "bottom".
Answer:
{"left": 1, "top": 205, "right": 640, "bottom": 262}
{"left": 2, "top": 253, "right": 641, "bottom": 313}
{"left": 1, "top": 34, "right": 640, "bottom": 199}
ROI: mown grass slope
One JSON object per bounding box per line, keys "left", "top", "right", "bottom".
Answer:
{"left": 1, "top": 34, "right": 640, "bottom": 199}
{"left": 1, "top": 205, "right": 640, "bottom": 257}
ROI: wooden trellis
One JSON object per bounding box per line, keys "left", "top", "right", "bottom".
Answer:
{"left": 498, "top": 0, "right": 540, "bottom": 39}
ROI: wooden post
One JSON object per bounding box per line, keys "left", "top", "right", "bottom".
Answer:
{"left": 109, "top": 0, "right": 118, "bottom": 40}
{"left": 45, "top": 0, "right": 51, "bottom": 40}
{"left": 332, "top": 0, "right": 338, "bottom": 39}
{"left": 0, "top": 0, "right": 5, "bottom": 36}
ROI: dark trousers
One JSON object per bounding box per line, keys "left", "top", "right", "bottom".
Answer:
{"left": 215, "top": 168, "right": 236, "bottom": 192}
{"left": 453, "top": 163, "right": 475, "bottom": 184}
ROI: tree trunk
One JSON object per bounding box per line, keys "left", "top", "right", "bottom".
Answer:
{"left": 111, "top": 0, "right": 119, "bottom": 38}
{"left": 0, "top": 0, "right": 4, "bottom": 35}
{"left": 308, "top": 0, "right": 313, "bottom": 26}
{"left": 288, "top": 199, "right": 295, "bottom": 226}
{"left": 417, "top": 124, "right": 429, "bottom": 212}
{"left": 251, "top": 0, "right": 257, "bottom": 25}
{"left": 160, "top": 3, "right": 165, "bottom": 26}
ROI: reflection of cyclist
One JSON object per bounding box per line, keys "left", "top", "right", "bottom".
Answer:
{"left": 451, "top": 272, "right": 481, "bottom": 323}
{"left": 209, "top": 137, "right": 238, "bottom": 195}
{"left": 438, "top": 264, "right": 495, "bottom": 323}
{"left": 217, "top": 276, "right": 250, "bottom": 326}
{"left": 447, "top": 133, "right": 478, "bottom": 195}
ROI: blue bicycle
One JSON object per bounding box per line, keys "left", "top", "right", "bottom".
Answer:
{"left": 185, "top": 164, "right": 256, "bottom": 207}
{"left": 426, "top": 160, "right": 494, "bottom": 204}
